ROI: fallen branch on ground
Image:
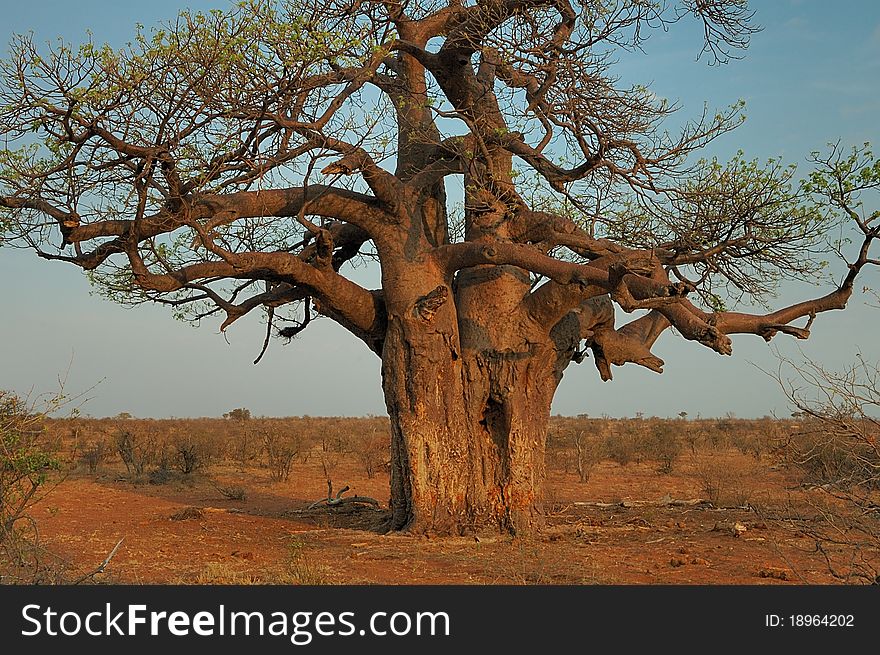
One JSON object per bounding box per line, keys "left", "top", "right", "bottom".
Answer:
{"left": 71, "top": 537, "right": 124, "bottom": 584}
{"left": 572, "top": 497, "right": 712, "bottom": 509}
{"left": 307, "top": 482, "right": 379, "bottom": 510}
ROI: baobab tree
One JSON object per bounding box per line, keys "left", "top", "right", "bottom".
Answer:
{"left": 1, "top": 0, "right": 877, "bottom": 534}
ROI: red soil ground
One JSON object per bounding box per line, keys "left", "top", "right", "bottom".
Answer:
{"left": 27, "top": 449, "right": 860, "bottom": 585}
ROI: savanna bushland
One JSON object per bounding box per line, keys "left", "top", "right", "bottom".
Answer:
{"left": 1, "top": 0, "right": 878, "bottom": 537}
{"left": 2, "top": 412, "right": 876, "bottom": 584}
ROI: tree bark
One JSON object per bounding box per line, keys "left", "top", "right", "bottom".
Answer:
{"left": 379, "top": 258, "right": 564, "bottom": 535}
{"left": 382, "top": 326, "right": 560, "bottom": 535}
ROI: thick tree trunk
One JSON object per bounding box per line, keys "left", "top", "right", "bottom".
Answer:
{"left": 382, "top": 311, "right": 470, "bottom": 533}
{"left": 380, "top": 263, "right": 563, "bottom": 536}
{"left": 382, "top": 333, "right": 558, "bottom": 534}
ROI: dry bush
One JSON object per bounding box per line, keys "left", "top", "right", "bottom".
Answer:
{"left": 307, "top": 418, "right": 351, "bottom": 488}
{"left": 752, "top": 417, "right": 786, "bottom": 459}
{"left": 317, "top": 448, "right": 340, "bottom": 490}
{"left": 316, "top": 419, "right": 353, "bottom": 455}
{"left": 350, "top": 428, "right": 390, "bottom": 479}
{"left": 773, "top": 356, "right": 880, "bottom": 583}
{"left": 212, "top": 482, "right": 247, "bottom": 501}
{"left": 174, "top": 438, "right": 201, "bottom": 475}
{"left": 164, "top": 428, "right": 220, "bottom": 475}
{"left": 704, "top": 417, "right": 731, "bottom": 449}
{"left": 222, "top": 410, "right": 259, "bottom": 468}
{"left": 546, "top": 417, "right": 605, "bottom": 479}
{"left": 258, "top": 421, "right": 303, "bottom": 482}
{"left": 646, "top": 422, "right": 682, "bottom": 474}
{"left": 574, "top": 431, "right": 602, "bottom": 483}
{"left": 783, "top": 420, "right": 878, "bottom": 490}
{"left": 0, "top": 390, "right": 66, "bottom": 583}
{"left": 67, "top": 421, "right": 112, "bottom": 475}
{"left": 546, "top": 427, "right": 575, "bottom": 474}
{"left": 550, "top": 416, "right": 688, "bottom": 475}
{"left": 730, "top": 427, "right": 774, "bottom": 461}
{"left": 602, "top": 425, "right": 642, "bottom": 466}
{"left": 78, "top": 439, "right": 108, "bottom": 475}
{"left": 228, "top": 424, "right": 259, "bottom": 468}
{"left": 680, "top": 422, "right": 701, "bottom": 455}
{"left": 694, "top": 459, "right": 725, "bottom": 505}
{"left": 113, "top": 425, "right": 159, "bottom": 478}
{"left": 693, "top": 457, "right": 756, "bottom": 507}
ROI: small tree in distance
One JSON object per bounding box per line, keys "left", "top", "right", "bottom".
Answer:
{"left": 1, "top": 1, "right": 877, "bottom": 534}
{"left": 224, "top": 408, "right": 252, "bottom": 422}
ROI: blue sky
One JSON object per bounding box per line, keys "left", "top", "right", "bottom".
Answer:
{"left": 1, "top": 1, "right": 878, "bottom": 418}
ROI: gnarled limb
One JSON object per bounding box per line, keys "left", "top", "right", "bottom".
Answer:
{"left": 708, "top": 225, "right": 877, "bottom": 340}
{"left": 436, "top": 241, "right": 608, "bottom": 287}
{"left": 587, "top": 310, "right": 670, "bottom": 381}
{"left": 27, "top": 186, "right": 388, "bottom": 272}
{"left": 440, "top": 0, "right": 576, "bottom": 56}
{"left": 436, "top": 241, "right": 676, "bottom": 295}
{"left": 559, "top": 298, "right": 668, "bottom": 381}
{"left": 510, "top": 209, "right": 624, "bottom": 258}
{"left": 124, "top": 242, "right": 385, "bottom": 350}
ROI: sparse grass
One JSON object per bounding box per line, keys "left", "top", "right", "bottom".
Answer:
{"left": 282, "top": 537, "right": 328, "bottom": 585}
{"left": 489, "top": 539, "right": 606, "bottom": 584}
{"left": 180, "top": 538, "right": 328, "bottom": 585}
{"left": 188, "top": 562, "right": 263, "bottom": 585}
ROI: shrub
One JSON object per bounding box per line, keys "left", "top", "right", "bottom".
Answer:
{"left": 694, "top": 457, "right": 757, "bottom": 508}
{"left": 783, "top": 422, "right": 879, "bottom": 490}
{"left": 230, "top": 426, "right": 260, "bottom": 469}
{"left": 574, "top": 431, "right": 601, "bottom": 483}
{"left": 602, "top": 428, "right": 640, "bottom": 466}
{"left": 647, "top": 423, "right": 682, "bottom": 474}
{"left": 113, "top": 429, "right": 157, "bottom": 478}
{"left": 695, "top": 459, "right": 727, "bottom": 505}
{"left": 223, "top": 408, "right": 252, "bottom": 421}
{"left": 350, "top": 429, "right": 390, "bottom": 479}
{"left": 259, "top": 422, "right": 302, "bottom": 482}
{"left": 0, "top": 390, "right": 64, "bottom": 582}
{"left": 166, "top": 430, "right": 218, "bottom": 475}
{"left": 213, "top": 483, "right": 247, "bottom": 501}
{"left": 79, "top": 439, "right": 108, "bottom": 475}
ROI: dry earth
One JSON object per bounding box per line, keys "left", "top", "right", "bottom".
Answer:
{"left": 26, "top": 449, "right": 853, "bottom": 585}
